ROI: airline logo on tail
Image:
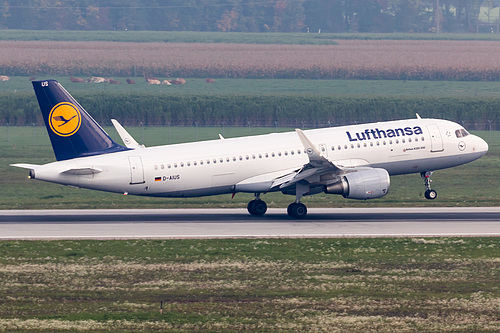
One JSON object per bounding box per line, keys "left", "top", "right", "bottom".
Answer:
{"left": 48, "top": 102, "right": 81, "bottom": 137}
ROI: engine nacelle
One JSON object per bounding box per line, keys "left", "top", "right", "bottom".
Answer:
{"left": 324, "top": 168, "right": 390, "bottom": 200}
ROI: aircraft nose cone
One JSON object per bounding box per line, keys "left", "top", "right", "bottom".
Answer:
{"left": 475, "top": 136, "right": 489, "bottom": 156}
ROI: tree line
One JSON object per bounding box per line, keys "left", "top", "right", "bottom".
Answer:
{"left": 1, "top": 93, "right": 497, "bottom": 130}
{"left": 0, "top": 0, "right": 493, "bottom": 34}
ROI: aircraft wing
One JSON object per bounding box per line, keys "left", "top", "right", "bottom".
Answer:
{"left": 272, "top": 129, "right": 347, "bottom": 190}
{"left": 235, "top": 130, "right": 350, "bottom": 193}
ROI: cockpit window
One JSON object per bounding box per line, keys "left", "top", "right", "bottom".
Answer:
{"left": 455, "top": 129, "right": 469, "bottom": 138}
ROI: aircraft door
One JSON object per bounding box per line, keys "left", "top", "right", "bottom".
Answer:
{"left": 427, "top": 124, "right": 444, "bottom": 152}
{"left": 128, "top": 156, "right": 145, "bottom": 184}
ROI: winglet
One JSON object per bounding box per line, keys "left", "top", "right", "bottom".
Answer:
{"left": 295, "top": 129, "right": 343, "bottom": 171}
{"left": 111, "top": 119, "right": 144, "bottom": 149}
{"left": 295, "top": 129, "right": 326, "bottom": 163}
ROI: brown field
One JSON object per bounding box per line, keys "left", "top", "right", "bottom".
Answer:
{"left": 1, "top": 40, "right": 500, "bottom": 80}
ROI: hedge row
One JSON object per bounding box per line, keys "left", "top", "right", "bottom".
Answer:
{"left": 1, "top": 93, "right": 498, "bottom": 130}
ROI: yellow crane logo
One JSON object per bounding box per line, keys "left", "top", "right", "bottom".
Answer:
{"left": 48, "top": 102, "right": 81, "bottom": 137}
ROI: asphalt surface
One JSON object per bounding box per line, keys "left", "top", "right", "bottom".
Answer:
{"left": 0, "top": 207, "right": 499, "bottom": 239}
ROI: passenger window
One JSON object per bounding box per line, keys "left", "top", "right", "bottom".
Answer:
{"left": 357, "top": 143, "right": 360, "bottom": 148}
{"left": 291, "top": 150, "right": 294, "bottom": 155}
{"left": 284, "top": 151, "right": 288, "bottom": 156}
{"left": 174, "top": 163, "right": 178, "bottom": 168}
{"left": 161, "top": 164, "right": 164, "bottom": 169}
{"left": 220, "top": 158, "right": 223, "bottom": 163}
{"left": 338, "top": 145, "right": 341, "bottom": 150}
{"left": 180, "top": 162, "right": 184, "bottom": 167}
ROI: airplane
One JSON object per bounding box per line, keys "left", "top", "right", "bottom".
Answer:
{"left": 12, "top": 80, "right": 489, "bottom": 218}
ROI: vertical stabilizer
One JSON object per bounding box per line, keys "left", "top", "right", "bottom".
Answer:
{"left": 32, "top": 80, "right": 128, "bottom": 161}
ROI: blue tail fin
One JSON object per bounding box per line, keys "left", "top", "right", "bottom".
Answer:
{"left": 33, "top": 79, "right": 128, "bottom": 161}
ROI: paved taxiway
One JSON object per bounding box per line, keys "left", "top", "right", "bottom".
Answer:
{"left": 1, "top": 207, "right": 499, "bottom": 239}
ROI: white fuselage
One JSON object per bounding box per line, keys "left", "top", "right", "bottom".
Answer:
{"left": 30, "top": 118, "right": 488, "bottom": 198}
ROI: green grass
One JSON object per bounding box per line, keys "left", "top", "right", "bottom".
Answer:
{"left": 1, "top": 126, "right": 498, "bottom": 210}
{"left": 0, "top": 238, "right": 499, "bottom": 332}
{"left": 6, "top": 76, "right": 500, "bottom": 98}
{"left": 0, "top": 30, "right": 340, "bottom": 45}
{"left": 4, "top": 30, "right": 500, "bottom": 44}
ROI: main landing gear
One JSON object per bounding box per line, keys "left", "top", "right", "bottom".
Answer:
{"left": 246, "top": 197, "right": 308, "bottom": 218}
{"left": 247, "top": 182, "right": 310, "bottom": 218}
{"left": 247, "top": 193, "right": 267, "bottom": 216}
{"left": 421, "top": 171, "right": 437, "bottom": 200}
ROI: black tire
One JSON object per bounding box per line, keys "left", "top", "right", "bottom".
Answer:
{"left": 425, "top": 189, "right": 437, "bottom": 200}
{"left": 252, "top": 200, "right": 267, "bottom": 216}
{"left": 288, "top": 202, "right": 307, "bottom": 218}
{"left": 247, "top": 200, "right": 257, "bottom": 215}
{"left": 248, "top": 200, "right": 267, "bottom": 216}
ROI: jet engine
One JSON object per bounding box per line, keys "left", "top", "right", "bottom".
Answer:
{"left": 324, "top": 168, "right": 390, "bottom": 200}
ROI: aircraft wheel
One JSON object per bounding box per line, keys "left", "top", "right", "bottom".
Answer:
{"left": 424, "top": 189, "right": 437, "bottom": 200}
{"left": 287, "top": 202, "right": 307, "bottom": 219}
{"left": 247, "top": 200, "right": 267, "bottom": 216}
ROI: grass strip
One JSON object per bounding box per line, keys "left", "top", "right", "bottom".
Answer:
{"left": 0, "top": 238, "right": 499, "bottom": 332}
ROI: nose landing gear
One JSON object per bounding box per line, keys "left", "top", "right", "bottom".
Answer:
{"left": 421, "top": 171, "right": 437, "bottom": 200}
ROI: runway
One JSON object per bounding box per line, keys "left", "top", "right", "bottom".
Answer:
{"left": 0, "top": 207, "right": 499, "bottom": 239}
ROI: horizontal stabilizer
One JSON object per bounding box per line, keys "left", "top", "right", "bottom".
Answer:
{"left": 10, "top": 163, "right": 40, "bottom": 170}
{"left": 61, "top": 167, "right": 103, "bottom": 175}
